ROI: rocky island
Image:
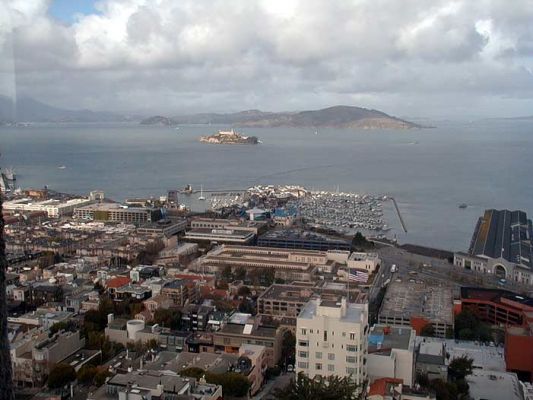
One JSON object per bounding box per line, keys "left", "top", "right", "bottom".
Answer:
{"left": 199, "top": 129, "right": 259, "bottom": 145}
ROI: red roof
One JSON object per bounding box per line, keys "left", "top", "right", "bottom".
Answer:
{"left": 106, "top": 276, "right": 131, "bottom": 289}
{"left": 200, "top": 286, "right": 228, "bottom": 298}
{"left": 368, "top": 378, "right": 403, "bottom": 397}
{"left": 175, "top": 274, "right": 215, "bottom": 282}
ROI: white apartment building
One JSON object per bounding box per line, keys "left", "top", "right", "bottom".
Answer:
{"left": 296, "top": 297, "right": 369, "bottom": 386}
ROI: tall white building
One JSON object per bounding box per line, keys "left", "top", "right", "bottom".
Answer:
{"left": 296, "top": 296, "right": 369, "bottom": 386}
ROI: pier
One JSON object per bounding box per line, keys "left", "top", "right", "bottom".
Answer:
{"left": 390, "top": 197, "right": 408, "bottom": 233}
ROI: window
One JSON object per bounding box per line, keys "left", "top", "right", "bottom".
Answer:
{"left": 350, "top": 332, "right": 356, "bottom": 340}
{"left": 328, "top": 364, "right": 335, "bottom": 372}
{"left": 328, "top": 353, "right": 335, "bottom": 361}
{"left": 342, "top": 332, "right": 346, "bottom": 337}
{"left": 298, "top": 340, "right": 308, "bottom": 347}
{"left": 315, "top": 363, "right": 322, "bottom": 370}
{"left": 299, "top": 351, "right": 308, "bottom": 358}
{"left": 316, "top": 352, "right": 322, "bottom": 359}
{"left": 346, "top": 345, "right": 356, "bottom": 352}
{"left": 298, "top": 362, "right": 308, "bottom": 369}
{"left": 324, "top": 330, "right": 327, "bottom": 341}
{"left": 301, "top": 328, "right": 307, "bottom": 335}
{"left": 346, "top": 367, "right": 356, "bottom": 375}
{"left": 346, "top": 356, "right": 356, "bottom": 363}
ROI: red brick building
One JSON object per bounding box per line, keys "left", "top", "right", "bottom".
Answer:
{"left": 457, "top": 287, "right": 533, "bottom": 327}
{"left": 457, "top": 287, "right": 533, "bottom": 381}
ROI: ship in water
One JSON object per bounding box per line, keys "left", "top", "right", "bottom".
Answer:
{"left": 199, "top": 129, "right": 259, "bottom": 145}
{"left": 181, "top": 184, "right": 193, "bottom": 194}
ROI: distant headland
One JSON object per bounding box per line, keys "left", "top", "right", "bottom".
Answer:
{"left": 140, "top": 105, "right": 424, "bottom": 129}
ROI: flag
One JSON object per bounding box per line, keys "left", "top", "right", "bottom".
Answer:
{"left": 348, "top": 268, "right": 369, "bottom": 283}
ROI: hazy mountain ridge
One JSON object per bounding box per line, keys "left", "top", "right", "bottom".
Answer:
{"left": 0, "top": 96, "right": 126, "bottom": 123}
{"left": 141, "top": 105, "right": 422, "bottom": 129}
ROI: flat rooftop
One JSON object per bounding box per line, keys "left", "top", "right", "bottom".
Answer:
{"left": 299, "top": 298, "right": 365, "bottom": 324}
{"left": 469, "top": 209, "right": 533, "bottom": 270}
{"left": 467, "top": 370, "right": 523, "bottom": 400}
{"left": 259, "top": 229, "right": 350, "bottom": 244}
{"left": 185, "top": 228, "right": 255, "bottom": 239}
{"left": 368, "top": 325, "right": 415, "bottom": 352}
{"left": 259, "top": 284, "right": 315, "bottom": 303}
{"left": 380, "top": 281, "right": 453, "bottom": 325}
{"left": 146, "top": 351, "right": 239, "bottom": 375}
{"left": 76, "top": 203, "right": 152, "bottom": 212}
{"left": 415, "top": 336, "right": 505, "bottom": 371}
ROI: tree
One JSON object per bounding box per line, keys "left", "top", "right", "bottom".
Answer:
{"left": 351, "top": 232, "right": 373, "bottom": 250}
{"left": 50, "top": 320, "right": 76, "bottom": 335}
{"left": 259, "top": 269, "right": 275, "bottom": 287}
{"left": 153, "top": 308, "right": 182, "bottom": 330}
{"left": 282, "top": 330, "right": 296, "bottom": 366}
{"left": 238, "top": 299, "right": 255, "bottom": 314}
{"left": 47, "top": 363, "right": 76, "bottom": 389}
{"left": 237, "top": 285, "right": 251, "bottom": 297}
{"left": 448, "top": 356, "right": 473, "bottom": 381}
{"left": 0, "top": 194, "right": 15, "bottom": 400}
{"left": 77, "top": 365, "right": 98, "bottom": 385}
{"left": 234, "top": 267, "right": 247, "bottom": 281}
{"left": 274, "top": 373, "right": 359, "bottom": 400}
{"left": 221, "top": 265, "right": 233, "bottom": 281}
{"left": 94, "top": 368, "right": 112, "bottom": 386}
{"left": 420, "top": 323, "right": 435, "bottom": 337}
{"left": 180, "top": 367, "right": 205, "bottom": 379}
{"left": 206, "top": 371, "right": 251, "bottom": 397}
{"left": 180, "top": 368, "right": 251, "bottom": 397}
{"left": 455, "top": 310, "right": 492, "bottom": 341}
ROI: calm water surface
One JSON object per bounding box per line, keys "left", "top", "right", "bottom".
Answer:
{"left": 1, "top": 119, "right": 532, "bottom": 251}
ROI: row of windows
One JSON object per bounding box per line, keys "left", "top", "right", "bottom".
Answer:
{"left": 297, "top": 362, "right": 359, "bottom": 376}
{"left": 300, "top": 328, "right": 358, "bottom": 340}
{"left": 298, "top": 351, "right": 360, "bottom": 362}
{"left": 297, "top": 340, "right": 362, "bottom": 352}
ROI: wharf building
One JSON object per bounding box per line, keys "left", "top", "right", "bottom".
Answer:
{"left": 4, "top": 197, "right": 95, "bottom": 218}
{"left": 183, "top": 228, "right": 256, "bottom": 246}
{"left": 199, "top": 245, "right": 333, "bottom": 282}
{"left": 454, "top": 209, "right": 533, "bottom": 285}
{"left": 74, "top": 202, "right": 163, "bottom": 224}
{"left": 137, "top": 218, "right": 187, "bottom": 237}
{"left": 296, "top": 296, "right": 369, "bottom": 386}
{"left": 378, "top": 280, "right": 454, "bottom": 338}
{"left": 190, "top": 217, "right": 268, "bottom": 236}
{"left": 257, "top": 229, "right": 351, "bottom": 251}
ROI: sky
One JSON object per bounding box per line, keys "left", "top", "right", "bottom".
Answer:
{"left": 1, "top": 0, "right": 533, "bottom": 118}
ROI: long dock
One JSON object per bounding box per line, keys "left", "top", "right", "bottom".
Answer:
{"left": 390, "top": 197, "right": 408, "bottom": 233}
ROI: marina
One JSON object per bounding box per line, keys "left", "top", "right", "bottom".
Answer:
{"left": 287, "top": 190, "right": 390, "bottom": 234}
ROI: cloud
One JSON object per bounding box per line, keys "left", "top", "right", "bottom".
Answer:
{"left": 1, "top": 0, "right": 533, "bottom": 117}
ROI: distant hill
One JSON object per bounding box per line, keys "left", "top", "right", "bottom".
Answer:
{"left": 0, "top": 95, "right": 126, "bottom": 123}
{"left": 140, "top": 105, "right": 422, "bottom": 129}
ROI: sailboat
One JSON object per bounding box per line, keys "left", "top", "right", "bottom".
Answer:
{"left": 198, "top": 185, "right": 206, "bottom": 201}
{"left": 314, "top": 129, "right": 318, "bottom": 135}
